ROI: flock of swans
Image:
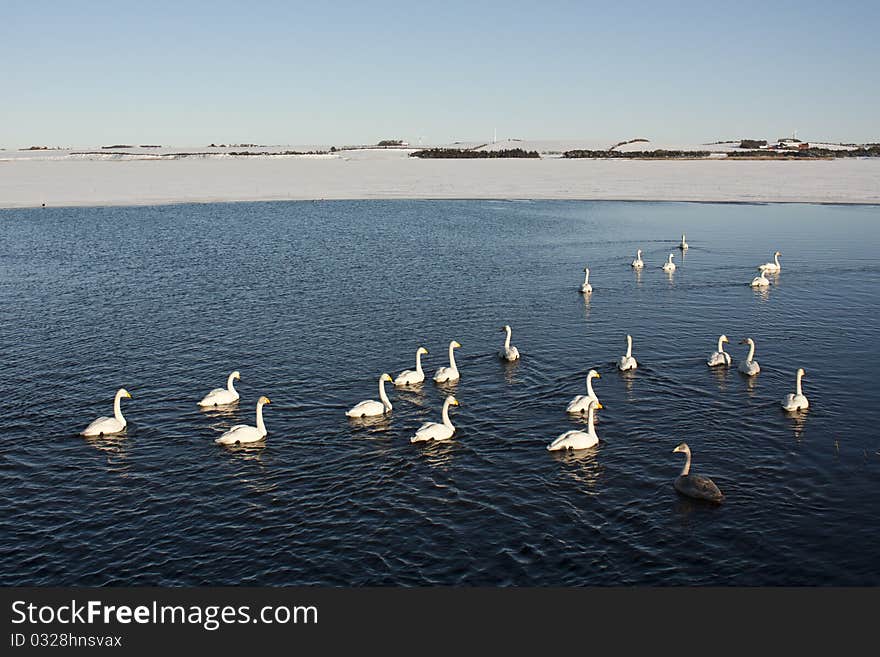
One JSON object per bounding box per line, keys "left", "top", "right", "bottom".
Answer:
{"left": 80, "top": 235, "right": 808, "bottom": 505}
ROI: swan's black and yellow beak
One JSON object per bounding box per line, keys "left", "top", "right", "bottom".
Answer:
{"left": 596, "top": 402, "right": 603, "bottom": 409}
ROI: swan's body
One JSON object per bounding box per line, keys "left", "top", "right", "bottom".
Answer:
{"left": 707, "top": 335, "right": 732, "bottom": 367}
{"left": 758, "top": 250, "right": 781, "bottom": 273}
{"left": 81, "top": 388, "right": 131, "bottom": 436}
{"left": 411, "top": 396, "right": 459, "bottom": 443}
{"left": 679, "top": 234, "right": 689, "bottom": 250}
{"left": 433, "top": 340, "right": 461, "bottom": 383}
{"left": 579, "top": 267, "right": 593, "bottom": 294}
{"left": 499, "top": 325, "right": 520, "bottom": 361}
{"left": 738, "top": 338, "right": 760, "bottom": 376}
{"left": 395, "top": 347, "right": 428, "bottom": 386}
{"left": 549, "top": 400, "right": 602, "bottom": 451}
{"left": 198, "top": 370, "right": 240, "bottom": 406}
{"left": 782, "top": 368, "right": 809, "bottom": 411}
{"left": 618, "top": 334, "right": 638, "bottom": 371}
{"left": 631, "top": 249, "right": 644, "bottom": 269}
{"left": 216, "top": 396, "right": 270, "bottom": 445}
{"left": 346, "top": 373, "right": 393, "bottom": 417}
{"left": 750, "top": 270, "right": 770, "bottom": 287}
{"left": 566, "top": 370, "right": 601, "bottom": 413}
{"left": 672, "top": 443, "right": 724, "bottom": 503}
{"left": 662, "top": 253, "right": 676, "bottom": 272}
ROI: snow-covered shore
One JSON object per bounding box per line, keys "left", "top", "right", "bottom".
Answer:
{"left": 1, "top": 145, "right": 878, "bottom": 208}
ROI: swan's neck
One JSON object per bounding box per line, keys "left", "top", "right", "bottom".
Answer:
{"left": 255, "top": 402, "right": 266, "bottom": 433}
{"left": 587, "top": 405, "right": 597, "bottom": 437}
{"left": 441, "top": 399, "right": 454, "bottom": 428}
{"left": 795, "top": 371, "right": 803, "bottom": 396}
{"left": 448, "top": 343, "right": 457, "bottom": 369}
{"left": 226, "top": 373, "right": 238, "bottom": 394}
{"left": 415, "top": 350, "right": 423, "bottom": 375}
{"left": 113, "top": 392, "right": 125, "bottom": 424}
{"left": 747, "top": 341, "right": 756, "bottom": 362}
{"left": 378, "top": 378, "right": 391, "bottom": 410}
{"left": 717, "top": 337, "right": 725, "bottom": 353}
{"left": 586, "top": 375, "right": 595, "bottom": 397}
{"left": 504, "top": 327, "right": 512, "bottom": 351}
{"left": 583, "top": 270, "right": 590, "bottom": 284}
{"left": 637, "top": 249, "right": 642, "bottom": 258}
{"left": 774, "top": 253, "right": 780, "bottom": 267}
{"left": 680, "top": 449, "right": 691, "bottom": 477}
{"left": 667, "top": 254, "right": 673, "bottom": 264}
{"left": 625, "top": 336, "right": 632, "bottom": 358}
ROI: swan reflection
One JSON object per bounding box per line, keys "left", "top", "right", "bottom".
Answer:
{"left": 551, "top": 448, "right": 602, "bottom": 492}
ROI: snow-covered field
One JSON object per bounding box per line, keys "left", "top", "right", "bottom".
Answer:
{"left": 1, "top": 141, "right": 878, "bottom": 208}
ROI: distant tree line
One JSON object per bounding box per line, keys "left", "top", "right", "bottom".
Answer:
{"left": 410, "top": 148, "right": 540, "bottom": 159}
{"left": 726, "top": 145, "right": 880, "bottom": 158}
{"left": 377, "top": 139, "right": 406, "bottom": 146}
{"left": 563, "top": 149, "right": 710, "bottom": 158}
{"left": 739, "top": 139, "right": 768, "bottom": 149}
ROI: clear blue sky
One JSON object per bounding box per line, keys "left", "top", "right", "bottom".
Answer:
{"left": 2, "top": 0, "right": 877, "bottom": 147}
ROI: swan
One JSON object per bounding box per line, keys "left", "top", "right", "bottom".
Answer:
{"left": 618, "top": 334, "right": 638, "bottom": 371}
{"left": 679, "top": 234, "right": 689, "bottom": 250}
{"left": 579, "top": 267, "right": 593, "bottom": 294}
{"left": 216, "top": 396, "right": 271, "bottom": 445}
{"left": 395, "top": 347, "right": 428, "bottom": 386}
{"left": 548, "top": 399, "right": 602, "bottom": 451}
{"left": 662, "top": 253, "right": 676, "bottom": 272}
{"left": 411, "top": 395, "right": 459, "bottom": 443}
{"left": 782, "top": 368, "right": 809, "bottom": 411}
{"left": 499, "top": 325, "right": 520, "bottom": 361}
{"left": 433, "top": 340, "right": 461, "bottom": 383}
{"left": 198, "top": 370, "right": 240, "bottom": 406}
{"left": 707, "top": 335, "right": 732, "bottom": 367}
{"left": 758, "top": 250, "right": 781, "bottom": 273}
{"left": 346, "top": 373, "right": 393, "bottom": 417}
{"left": 631, "top": 249, "right": 644, "bottom": 268}
{"left": 750, "top": 269, "right": 770, "bottom": 287}
{"left": 81, "top": 388, "right": 132, "bottom": 436}
{"left": 672, "top": 443, "right": 724, "bottom": 503}
{"left": 738, "top": 338, "right": 760, "bottom": 376}
{"left": 566, "top": 370, "right": 601, "bottom": 413}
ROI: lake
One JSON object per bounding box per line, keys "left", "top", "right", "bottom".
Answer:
{"left": 1, "top": 199, "right": 878, "bottom": 585}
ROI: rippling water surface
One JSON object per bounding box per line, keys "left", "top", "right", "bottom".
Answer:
{"left": 1, "top": 200, "right": 879, "bottom": 585}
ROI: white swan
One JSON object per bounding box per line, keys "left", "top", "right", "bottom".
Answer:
{"left": 707, "top": 335, "right": 732, "bottom": 367}
{"left": 346, "top": 373, "right": 393, "bottom": 417}
{"left": 566, "top": 370, "right": 601, "bottom": 413}
{"left": 662, "top": 253, "right": 676, "bottom": 272}
{"left": 750, "top": 269, "right": 770, "bottom": 287}
{"left": 631, "top": 249, "right": 644, "bottom": 268}
{"left": 548, "top": 400, "right": 602, "bottom": 451}
{"left": 579, "top": 267, "right": 593, "bottom": 294}
{"left": 782, "top": 368, "right": 809, "bottom": 411}
{"left": 618, "top": 334, "right": 638, "bottom": 371}
{"left": 198, "top": 370, "right": 240, "bottom": 406}
{"left": 679, "top": 234, "right": 689, "bottom": 250}
{"left": 81, "top": 388, "right": 132, "bottom": 436}
{"left": 411, "top": 395, "right": 459, "bottom": 443}
{"left": 758, "top": 250, "right": 781, "bottom": 273}
{"left": 433, "top": 340, "right": 461, "bottom": 383}
{"left": 499, "top": 325, "right": 520, "bottom": 361}
{"left": 216, "top": 396, "right": 270, "bottom": 445}
{"left": 395, "top": 347, "right": 428, "bottom": 386}
{"left": 738, "top": 338, "right": 760, "bottom": 376}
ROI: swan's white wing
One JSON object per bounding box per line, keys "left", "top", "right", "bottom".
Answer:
{"left": 346, "top": 400, "right": 385, "bottom": 417}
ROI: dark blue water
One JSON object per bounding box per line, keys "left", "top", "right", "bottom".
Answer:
{"left": 1, "top": 200, "right": 878, "bottom": 585}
